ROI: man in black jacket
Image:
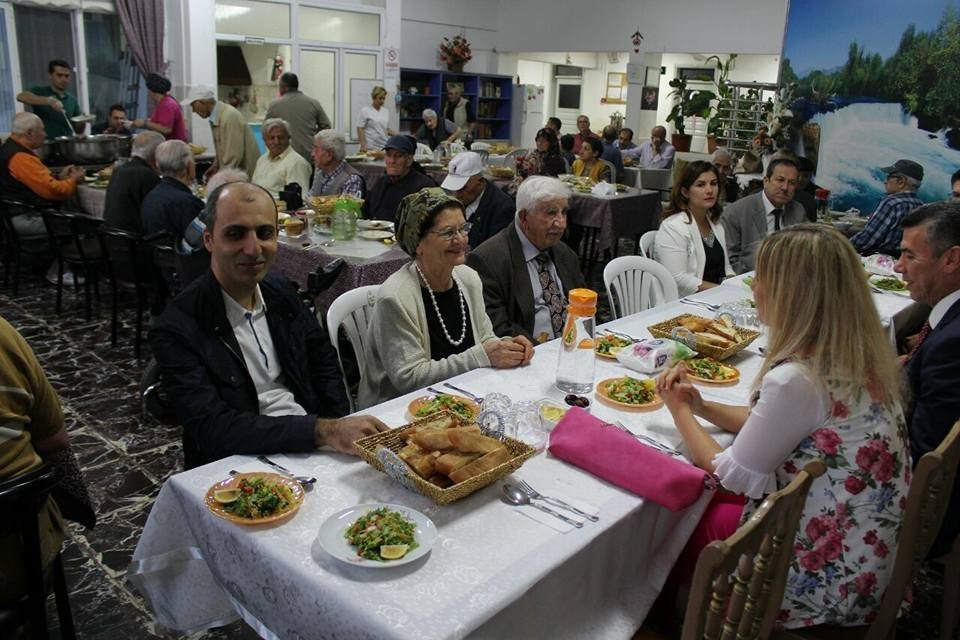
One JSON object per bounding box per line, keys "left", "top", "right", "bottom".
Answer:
{"left": 150, "top": 181, "right": 387, "bottom": 468}
{"left": 441, "top": 151, "right": 514, "bottom": 248}
{"left": 363, "top": 134, "right": 436, "bottom": 223}
{"left": 103, "top": 131, "right": 163, "bottom": 233}
{"left": 141, "top": 140, "right": 204, "bottom": 239}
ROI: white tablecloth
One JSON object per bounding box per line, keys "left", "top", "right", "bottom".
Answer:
{"left": 128, "top": 281, "right": 909, "bottom": 639}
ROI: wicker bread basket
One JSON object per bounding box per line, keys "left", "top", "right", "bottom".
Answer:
{"left": 354, "top": 411, "right": 536, "bottom": 505}
{"left": 647, "top": 314, "right": 760, "bottom": 361}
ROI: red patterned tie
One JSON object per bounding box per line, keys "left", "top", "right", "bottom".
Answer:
{"left": 904, "top": 321, "right": 932, "bottom": 364}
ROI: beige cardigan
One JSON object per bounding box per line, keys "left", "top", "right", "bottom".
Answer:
{"left": 357, "top": 263, "right": 495, "bottom": 409}
{"left": 211, "top": 101, "right": 260, "bottom": 178}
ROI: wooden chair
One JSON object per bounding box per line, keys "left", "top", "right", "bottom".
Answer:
{"left": 680, "top": 460, "right": 826, "bottom": 640}
{"left": 98, "top": 226, "right": 155, "bottom": 359}
{"left": 600, "top": 158, "right": 618, "bottom": 184}
{"left": 0, "top": 199, "right": 52, "bottom": 294}
{"left": 0, "top": 463, "right": 76, "bottom": 640}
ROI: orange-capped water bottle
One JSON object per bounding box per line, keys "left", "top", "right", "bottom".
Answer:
{"left": 556, "top": 288, "right": 598, "bottom": 393}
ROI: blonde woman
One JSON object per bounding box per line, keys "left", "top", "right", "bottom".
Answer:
{"left": 357, "top": 86, "right": 395, "bottom": 152}
{"left": 570, "top": 138, "right": 610, "bottom": 183}
{"left": 655, "top": 160, "right": 734, "bottom": 296}
{"left": 655, "top": 225, "right": 910, "bottom": 631}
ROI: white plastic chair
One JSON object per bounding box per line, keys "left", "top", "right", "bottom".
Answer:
{"left": 638, "top": 230, "right": 658, "bottom": 259}
{"left": 503, "top": 148, "right": 529, "bottom": 168}
{"left": 470, "top": 141, "right": 491, "bottom": 152}
{"left": 415, "top": 142, "right": 433, "bottom": 161}
{"left": 326, "top": 285, "right": 380, "bottom": 412}
{"left": 603, "top": 256, "right": 679, "bottom": 319}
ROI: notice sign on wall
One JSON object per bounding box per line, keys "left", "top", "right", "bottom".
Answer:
{"left": 385, "top": 48, "right": 399, "bottom": 69}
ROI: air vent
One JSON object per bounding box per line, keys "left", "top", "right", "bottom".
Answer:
{"left": 554, "top": 65, "right": 583, "bottom": 78}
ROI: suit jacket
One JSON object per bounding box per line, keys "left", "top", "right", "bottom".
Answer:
{"left": 467, "top": 184, "right": 514, "bottom": 248}
{"left": 150, "top": 271, "right": 349, "bottom": 468}
{"left": 466, "top": 224, "right": 585, "bottom": 341}
{"left": 721, "top": 191, "right": 806, "bottom": 274}
{"left": 906, "top": 296, "right": 960, "bottom": 556}
{"left": 103, "top": 156, "right": 160, "bottom": 234}
{"left": 211, "top": 101, "right": 260, "bottom": 177}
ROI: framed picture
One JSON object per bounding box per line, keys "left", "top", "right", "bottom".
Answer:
{"left": 641, "top": 86, "right": 659, "bottom": 110}
{"left": 604, "top": 72, "right": 627, "bottom": 104}
{"left": 677, "top": 67, "right": 715, "bottom": 82}
{"left": 645, "top": 67, "right": 660, "bottom": 86}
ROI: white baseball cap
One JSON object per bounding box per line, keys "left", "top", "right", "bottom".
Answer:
{"left": 441, "top": 151, "right": 485, "bottom": 191}
{"left": 182, "top": 86, "right": 216, "bottom": 105}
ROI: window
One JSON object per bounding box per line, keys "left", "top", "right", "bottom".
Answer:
{"left": 84, "top": 11, "right": 124, "bottom": 123}
{"left": 0, "top": 6, "right": 17, "bottom": 129}
{"left": 215, "top": 0, "right": 290, "bottom": 39}
{"left": 14, "top": 5, "right": 75, "bottom": 93}
{"left": 299, "top": 7, "right": 379, "bottom": 46}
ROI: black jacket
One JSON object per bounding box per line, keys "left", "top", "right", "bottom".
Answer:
{"left": 150, "top": 271, "right": 349, "bottom": 468}
{"left": 363, "top": 169, "right": 436, "bottom": 223}
{"left": 141, "top": 176, "right": 203, "bottom": 239}
{"left": 103, "top": 156, "right": 160, "bottom": 234}
{"left": 467, "top": 183, "right": 515, "bottom": 249}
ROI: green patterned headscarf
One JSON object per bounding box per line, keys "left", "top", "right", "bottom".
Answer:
{"left": 395, "top": 187, "right": 463, "bottom": 256}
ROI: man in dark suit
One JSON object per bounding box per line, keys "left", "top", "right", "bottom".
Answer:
{"left": 896, "top": 202, "right": 960, "bottom": 557}
{"left": 722, "top": 156, "right": 806, "bottom": 273}
{"left": 103, "top": 131, "right": 163, "bottom": 233}
{"left": 467, "top": 176, "right": 586, "bottom": 344}
{"left": 141, "top": 140, "right": 204, "bottom": 239}
{"left": 441, "top": 151, "right": 514, "bottom": 248}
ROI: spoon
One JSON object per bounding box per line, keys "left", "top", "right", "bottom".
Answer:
{"left": 254, "top": 456, "right": 317, "bottom": 491}
{"left": 502, "top": 484, "right": 583, "bottom": 528}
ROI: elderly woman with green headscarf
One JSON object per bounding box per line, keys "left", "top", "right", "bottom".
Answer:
{"left": 358, "top": 188, "right": 534, "bottom": 408}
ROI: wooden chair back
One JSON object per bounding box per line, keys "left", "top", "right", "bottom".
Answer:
{"left": 681, "top": 461, "right": 826, "bottom": 640}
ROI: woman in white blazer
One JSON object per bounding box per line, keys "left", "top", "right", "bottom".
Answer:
{"left": 654, "top": 160, "right": 734, "bottom": 297}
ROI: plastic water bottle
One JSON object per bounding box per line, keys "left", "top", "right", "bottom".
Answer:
{"left": 555, "top": 288, "right": 598, "bottom": 394}
{"left": 331, "top": 197, "right": 359, "bottom": 241}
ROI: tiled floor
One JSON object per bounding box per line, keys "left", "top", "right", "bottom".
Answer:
{"left": 0, "top": 265, "right": 953, "bottom": 639}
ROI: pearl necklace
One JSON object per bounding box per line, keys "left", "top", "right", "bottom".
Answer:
{"left": 415, "top": 261, "right": 467, "bottom": 346}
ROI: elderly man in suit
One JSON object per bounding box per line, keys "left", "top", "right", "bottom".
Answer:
{"left": 722, "top": 156, "right": 806, "bottom": 274}
{"left": 896, "top": 202, "right": 960, "bottom": 557}
{"left": 467, "top": 176, "right": 586, "bottom": 344}
{"left": 441, "top": 151, "right": 514, "bottom": 248}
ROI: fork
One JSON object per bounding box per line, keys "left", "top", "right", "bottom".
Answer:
{"left": 443, "top": 382, "right": 484, "bottom": 404}
{"left": 680, "top": 298, "right": 720, "bottom": 312}
{"left": 613, "top": 422, "right": 683, "bottom": 458}
{"left": 516, "top": 479, "right": 599, "bottom": 522}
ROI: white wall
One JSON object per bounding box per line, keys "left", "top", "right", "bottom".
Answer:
{"left": 494, "top": 0, "right": 789, "bottom": 55}
{"left": 400, "top": 0, "right": 500, "bottom": 72}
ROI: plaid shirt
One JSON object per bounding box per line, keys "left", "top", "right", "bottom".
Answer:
{"left": 850, "top": 191, "right": 923, "bottom": 255}
{"left": 308, "top": 161, "right": 364, "bottom": 198}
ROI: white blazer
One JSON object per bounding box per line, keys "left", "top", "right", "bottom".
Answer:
{"left": 655, "top": 211, "right": 735, "bottom": 297}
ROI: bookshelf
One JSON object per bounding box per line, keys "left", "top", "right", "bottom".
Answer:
{"left": 399, "top": 68, "right": 514, "bottom": 140}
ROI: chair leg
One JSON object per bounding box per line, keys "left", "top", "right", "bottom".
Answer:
{"left": 52, "top": 553, "right": 76, "bottom": 640}
{"left": 941, "top": 540, "right": 960, "bottom": 640}
{"left": 110, "top": 282, "right": 119, "bottom": 347}
{"left": 135, "top": 287, "right": 144, "bottom": 360}
{"left": 21, "top": 512, "right": 49, "bottom": 640}
{"left": 82, "top": 271, "right": 92, "bottom": 321}
{"left": 55, "top": 261, "right": 64, "bottom": 314}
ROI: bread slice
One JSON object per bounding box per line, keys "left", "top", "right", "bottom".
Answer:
{"left": 695, "top": 331, "right": 733, "bottom": 348}
{"left": 405, "top": 450, "right": 437, "bottom": 479}
{"left": 448, "top": 430, "right": 503, "bottom": 454}
{"left": 707, "top": 321, "right": 740, "bottom": 343}
{"left": 680, "top": 317, "right": 712, "bottom": 333}
{"left": 435, "top": 451, "right": 482, "bottom": 476}
{"left": 404, "top": 414, "right": 459, "bottom": 436}
{"left": 449, "top": 447, "right": 511, "bottom": 483}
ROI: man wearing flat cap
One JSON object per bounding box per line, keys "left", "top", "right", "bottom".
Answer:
{"left": 851, "top": 159, "right": 925, "bottom": 257}
{"left": 363, "top": 135, "right": 436, "bottom": 223}
{"left": 184, "top": 86, "right": 260, "bottom": 182}
{"left": 441, "top": 152, "right": 514, "bottom": 248}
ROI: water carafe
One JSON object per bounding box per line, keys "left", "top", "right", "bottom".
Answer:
{"left": 555, "top": 288, "right": 598, "bottom": 394}
{"left": 331, "top": 196, "right": 360, "bottom": 241}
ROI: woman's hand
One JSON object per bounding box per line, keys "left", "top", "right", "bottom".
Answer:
{"left": 484, "top": 338, "right": 528, "bottom": 369}
{"left": 656, "top": 363, "right": 704, "bottom": 413}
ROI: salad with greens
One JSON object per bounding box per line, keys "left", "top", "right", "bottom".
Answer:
{"left": 685, "top": 357, "right": 738, "bottom": 382}
{"left": 414, "top": 394, "right": 475, "bottom": 421}
{"left": 604, "top": 376, "right": 658, "bottom": 405}
{"left": 223, "top": 476, "right": 295, "bottom": 519}
{"left": 595, "top": 333, "right": 633, "bottom": 356}
{"left": 872, "top": 276, "right": 907, "bottom": 292}
{"left": 344, "top": 508, "right": 419, "bottom": 561}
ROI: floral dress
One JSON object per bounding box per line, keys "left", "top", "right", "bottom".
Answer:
{"left": 717, "top": 363, "right": 911, "bottom": 629}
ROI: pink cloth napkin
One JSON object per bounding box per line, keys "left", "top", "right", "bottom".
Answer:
{"left": 548, "top": 407, "right": 714, "bottom": 511}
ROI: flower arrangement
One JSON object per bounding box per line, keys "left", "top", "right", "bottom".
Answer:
{"left": 763, "top": 82, "right": 798, "bottom": 147}
{"left": 439, "top": 35, "right": 472, "bottom": 71}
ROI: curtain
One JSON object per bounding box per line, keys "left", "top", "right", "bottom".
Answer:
{"left": 115, "top": 0, "right": 164, "bottom": 75}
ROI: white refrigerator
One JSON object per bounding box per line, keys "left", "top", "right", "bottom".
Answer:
{"left": 511, "top": 84, "right": 544, "bottom": 147}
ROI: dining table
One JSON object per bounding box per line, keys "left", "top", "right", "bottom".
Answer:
{"left": 77, "top": 183, "right": 107, "bottom": 218}
{"left": 348, "top": 159, "right": 513, "bottom": 192}
{"left": 567, "top": 187, "right": 662, "bottom": 257}
{"left": 126, "top": 274, "right": 916, "bottom": 639}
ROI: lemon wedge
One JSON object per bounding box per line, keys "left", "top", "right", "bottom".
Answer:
{"left": 379, "top": 544, "right": 409, "bottom": 560}
{"left": 213, "top": 489, "right": 241, "bottom": 504}
{"left": 540, "top": 405, "right": 566, "bottom": 422}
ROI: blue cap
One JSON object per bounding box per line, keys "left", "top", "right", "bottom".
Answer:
{"left": 383, "top": 134, "right": 416, "bottom": 154}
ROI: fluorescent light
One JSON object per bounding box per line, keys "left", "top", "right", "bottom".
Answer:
{"left": 216, "top": 4, "right": 251, "bottom": 21}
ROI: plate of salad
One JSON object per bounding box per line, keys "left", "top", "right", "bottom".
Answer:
{"left": 204, "top": 472, "right": 304, "bottom": 525}
{"left": 869, "top": 274, "right": 910, "bottom": 297}
{"left": 407, "top": 393, "right": 480, "bottom": 422}
{"left": 596, "top": 376, "right": 663, "bottom": 412}
{"left": 318, "top": 504, "right": 438, "bottom": 568}
{"left": 594, "top": 333, "right": 634, "bottom": 359}
{"left": 684, "top": 357, "right": 740, "bottom": 385}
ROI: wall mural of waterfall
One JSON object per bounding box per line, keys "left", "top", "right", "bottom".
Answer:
{"left": 782, "top": 0, "right": 960, "bottom": 211}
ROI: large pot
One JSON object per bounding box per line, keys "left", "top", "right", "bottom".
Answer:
{"left": 54, "top": 134, "right": 120, "bottom": 164}
{"left": 116, "top": 135, "right": 132, "bottom": 158}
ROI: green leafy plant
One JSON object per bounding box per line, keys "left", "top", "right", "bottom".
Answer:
{"left": 705, "top": 54, "right": 738, "bottom": 139}
{"left": 666, "top": 77, "right": 716, "bottom": 136}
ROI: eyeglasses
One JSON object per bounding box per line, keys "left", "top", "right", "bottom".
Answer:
{"left": 428, "top": 222, "right": 472, "bottom": 240}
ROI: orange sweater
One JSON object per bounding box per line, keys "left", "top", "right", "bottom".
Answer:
{"left": 8, "top": 151, "right": 78, "bottom": 201}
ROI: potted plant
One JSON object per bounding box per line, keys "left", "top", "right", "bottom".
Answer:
{"left": 666, "top": 77, "right": 715, "bottom": 152}
{"left": 704, "top": 54, "right": 737, "bottom": 153}
{"left": 439, "top": 35, "right": 472, "bottom": 72}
